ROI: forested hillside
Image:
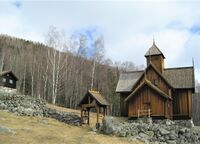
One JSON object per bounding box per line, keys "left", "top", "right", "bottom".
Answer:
{"left": 0, "top": 30, "right": 142, "bottom": 115}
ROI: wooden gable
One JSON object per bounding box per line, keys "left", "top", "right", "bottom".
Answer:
{"left": 125, "top": 79, "right": 171, "bottom": 102}
{"left": 79, "top": 90, "right": 109, "bottom": 107}
{"left": 131, "top": 63, "right": 172, "bottom": 98}
{"left": 125, "top": 80, "right": 172, "bottom": 118}
{"left": 145, "top": 63, "right": 172, "bottom": 97}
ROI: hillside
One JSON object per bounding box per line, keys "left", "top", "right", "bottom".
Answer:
{"left": 0, "top": 110, "right": 141, "bottom": 144}
{"left": 0, "top": 90, "right": 141, "bottom": 144}
{"left": 0, "top": 34, "right": 124, "bottom": 116}
{"left": 1, "top": 85, "right": 200, "bottom": 144}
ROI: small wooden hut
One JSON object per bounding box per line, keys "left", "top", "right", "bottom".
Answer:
{"left": 79, "top": 90, "right": 109, "bottom": 126}
{"left": 0, "top": 71, "right": 18, "bottom": 89}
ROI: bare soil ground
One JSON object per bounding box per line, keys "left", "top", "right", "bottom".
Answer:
{"left": 0, "top": 104, "right": 142, "bottom": 144}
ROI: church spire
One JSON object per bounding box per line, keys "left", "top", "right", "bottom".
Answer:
{"left": 145, "top": 40, "right": 165, "bottom": 74}
{"left": 145, "top": 40, "right": 165, "bottom": 59}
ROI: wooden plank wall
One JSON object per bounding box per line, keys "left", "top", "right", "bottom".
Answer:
{"left": 146, "top": 67, "right": 170, "bottom": 95}
{"left": 192, "top": 93, "right": 200, "bottom": 126}
{"left": 173, "top": 89, "right": 189, "bottom": 115}
{"left": 120, "top": 93, "right": 129, "bottom": 116}
{"left": 146, "top": 55, "right": 164, "bottom": 74}
{"left": 128, "top": 86, "right": 165, "bottom": 117}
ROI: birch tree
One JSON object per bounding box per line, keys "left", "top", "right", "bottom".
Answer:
{"left": 91, "top": 35, "right": 105, "bottom": 89}
{"left": 0, "top": 48, "right": 5, "bottom": 72}
{"left": 45, "top": 26, "right": 67, "bottom": 104}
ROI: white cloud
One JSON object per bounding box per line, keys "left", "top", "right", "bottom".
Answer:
{"left": 0, "top": 0, "right": 200, "bottom": 81}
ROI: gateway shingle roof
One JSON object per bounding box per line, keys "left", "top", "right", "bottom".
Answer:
{"left": 79, "top": 90, "right": 109, "bottom": 106}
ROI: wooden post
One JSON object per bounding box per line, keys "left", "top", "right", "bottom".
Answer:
{"left": 138, "top": 109, "right": 140, "bottom": 118}
{"left": 88, "top": 109, "right": 90, "bottom": 125}
{"left": 105, "top": 106, "right": 108, "bottom": 115}
{"left": 148, "top": 109, "right": 150, "bottom": 118}
{"left": 81, "top": 109, "right": 83, "bottom": 126}
{"left": 97, "top": 107, "right": 99, "bottom": 124}
{"left": 103, "top": 107, "right": 106, "bottom": 117}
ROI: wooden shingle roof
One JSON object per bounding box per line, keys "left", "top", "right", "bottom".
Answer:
{"left": 116, "top": 66, "right": 195, "bottom": 92}
{"left": 0, "top": 71, "right": 18, "bottom": 80}
{"left": 79, "top": 90, "right": 109, "bottom": 106}
{"left": 116, "top": 71, "right": 143, "bottom": 92}
{"left": 164, "top": 67, "right": 195, "bottom": 89}
{"left": 145, "top": 42, "right": 165, "bottom": 58}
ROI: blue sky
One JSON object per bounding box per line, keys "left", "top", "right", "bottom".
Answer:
{"left": 1, "top": 0, "right": 200, "bottom": 81}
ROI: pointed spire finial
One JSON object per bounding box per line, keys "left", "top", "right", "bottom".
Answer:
{"left": 153, "top": 35, "right": 155, "bottom": 45}
{"left": 192, "top": 58, "right": 195, "bottom": 68}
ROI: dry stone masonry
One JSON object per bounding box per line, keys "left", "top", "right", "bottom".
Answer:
{"left": 0, "top": 89, "right": 81, "bottom": 126}
{"left": 99, "top": 117, "right": 200, "bottom": 144}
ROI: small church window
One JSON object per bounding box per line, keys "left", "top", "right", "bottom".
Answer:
{"left": 2, "top": 78, "right": 6, "bottom": 82}
{"left": 9, "top": 79, "right": 13, "bottom": 84}
{"left": 153, "top": 79, "right": 158, "bottom": 86}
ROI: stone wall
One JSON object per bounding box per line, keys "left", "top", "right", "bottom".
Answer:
{"left": 0, "top": 92, "right": 80, "bottom": 126}
{"left": 100, "top": 116, "right": 200, "bottom": 144}
{"left": 0, "top": 86, "right": 17, "bottom": 95}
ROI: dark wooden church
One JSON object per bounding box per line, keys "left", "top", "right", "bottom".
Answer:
{"left": 116, "top": 42, "right": 195, "bottom": 120}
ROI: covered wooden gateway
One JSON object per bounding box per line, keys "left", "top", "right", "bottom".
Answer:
{"left": 79, "top": 90, "right": 109, "bottom": 126}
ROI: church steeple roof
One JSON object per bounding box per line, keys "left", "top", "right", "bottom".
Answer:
{"left": 145, "top": 41, "right": 165, "bottom": 58}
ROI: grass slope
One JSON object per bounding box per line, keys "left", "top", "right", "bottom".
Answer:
{"left": 0, "top": 106, "right": 142, "bottom": 144}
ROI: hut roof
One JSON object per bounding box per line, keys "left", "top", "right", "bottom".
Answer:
{"left": 116, "top": 66, "right": 194, "bottom": 92}
{"left": 0, "top": 71, "right": 18, "bottom": 81}
{"left": 79, "top": 90, "right": 109, "bottom": 106}
{"left": 145, "top": 42, "right": 165, "bottom": 58}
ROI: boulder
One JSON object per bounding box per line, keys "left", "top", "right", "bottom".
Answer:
{"left": 0, "top": 125, "right": 15, "bottom": 134}
{"left": 158, "top": 127, "right": 170, "bottom": 135}
{"left": 101, "top": 116, "right": 121, "bottom": 135}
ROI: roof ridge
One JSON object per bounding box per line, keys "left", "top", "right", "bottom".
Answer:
{"left": 164, "top": 66, "right": 194, "bottom": 70}
{"left": 121, "top": 70, "right": 144, "bottom": 74}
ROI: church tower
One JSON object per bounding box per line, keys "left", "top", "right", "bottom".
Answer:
{"left": 145, "top": 41, "right": 165, "bottom": 74}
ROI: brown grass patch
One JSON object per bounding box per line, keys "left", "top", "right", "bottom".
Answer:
{"left": 0, "top": 109, "right": 142, "bottom": 144}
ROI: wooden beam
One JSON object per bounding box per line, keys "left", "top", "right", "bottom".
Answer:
{"left": 81, "top": 103, "right": 96, "bottom": 108}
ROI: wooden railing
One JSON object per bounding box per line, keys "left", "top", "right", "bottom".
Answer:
{"left": 138, "top": 109, "right": 152, "bottom": 118}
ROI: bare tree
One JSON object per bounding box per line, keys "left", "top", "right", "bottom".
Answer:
{"left": 0, "top": 48, "right": 5, "bottom": 72}
{"left": 91, "top": 35, "right": 105, "bottom": 89}
{"left": 45, "top": 26, "right": 67, "bottom": 104}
